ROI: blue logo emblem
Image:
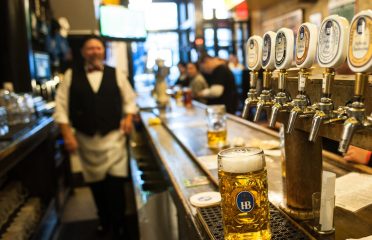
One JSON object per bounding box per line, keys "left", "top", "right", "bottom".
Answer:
{"left": 236, "top": 191, "right": 254, "bottom": 212}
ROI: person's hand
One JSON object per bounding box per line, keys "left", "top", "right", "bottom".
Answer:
{"left": 64, "top": 133, "right": 78, "bottom": 153}
{"left": 343, "top": 145, "right": 371, "bottom": 165}
{"left": 59, "top": 124, "right": 78, "bottom": 153}
{"left": 120, "top": 115, "right": 133, "bottom": 135}
{"left": 197, "top": 91, "right": 204, "bottom": 98}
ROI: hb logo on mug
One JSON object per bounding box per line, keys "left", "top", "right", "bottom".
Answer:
{"left": 236, "top": 191, "right": 255, "bottom": 212}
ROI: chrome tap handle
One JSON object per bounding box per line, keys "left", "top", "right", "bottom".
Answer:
{"left": 323, "top": 107, "right": 348, "bottom": 124}
{"left": 242, "top": 71, "right": 259, "bottom": 119}
{"left": 278, "top": 70, "right": 287, "bottom": 91}
{"left": 249, "top": 71, "right": 258, "bottom": 89}
{"left": 269, "top": 103, "right": 281, "bottom": 128}
{"left": 262, "top": 70, "right": 272, "bottom": 90}
{"left": 323, "top": 117, "right": 347, "bottom": 124}
{"left": 322, "top": 68, "right": 335, "bottom": 98}
{"left": 308, "top": 112, "right": 325, "bottom": 142}
{"left": 253, "top": 102, "right": 264, "bottom": 122}
{"left": 338, "top": 117, "right": 360, "bottom": 153}
{"left": 287, "top": 106, "right": 301, "bottom": 134}
{"left": 298, "top": 69, "right": 308, "bottom": 93}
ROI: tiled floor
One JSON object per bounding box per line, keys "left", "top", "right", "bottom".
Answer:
{"left": 54, "top": 186, "right": 139, "bottom": 240}
{"left": 61, "top": 187, "right": 98, "bottom": 222}
{"left": 53, "top": 187, "right": 104, "bottom": 240}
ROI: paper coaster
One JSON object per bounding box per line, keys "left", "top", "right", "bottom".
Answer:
{"left": 190, "top": 192, "right": 221, "bottom": 207}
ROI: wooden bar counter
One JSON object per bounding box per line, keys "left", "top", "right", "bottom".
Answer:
{"left": 137, "top": 97, "right": 372, "bottom": 240}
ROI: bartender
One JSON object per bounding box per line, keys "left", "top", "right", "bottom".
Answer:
{"left": 53, "top": 36, "right": 137, "bottom": 239}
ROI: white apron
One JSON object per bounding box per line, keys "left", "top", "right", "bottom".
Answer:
{"left": 76, "top": 129, "right": 128, "bottom": 183}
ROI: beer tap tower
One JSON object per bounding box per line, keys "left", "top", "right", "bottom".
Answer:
{"left": 253, "top": 31, "right": 276, "bottom": 122}
{"left": 241, "top": 36, "right": 263, "bottom": 119}
{"left": 287, "top": 23, "right": 318, "bottom": 134}
{"left": 308, "top": 15, "right": 349, "bottom": 142}
{"left": 338, "top": 10, "right": 372, "bottom": 153}
{"left": 279, "top": 15, "right": 349, "bottom": 220}
{"left": 268, "top": 28, "right": 293, "bottom": 127}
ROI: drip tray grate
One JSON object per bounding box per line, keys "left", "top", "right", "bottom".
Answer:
{"left": 197, "top": 203, "right": 310, "bottom": 240}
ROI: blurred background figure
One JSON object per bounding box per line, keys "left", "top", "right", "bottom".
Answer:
{"left": 46, "top": 18, "right": 72, "bottom": 73}
{"left": 228, "top": 53, "right": 245, "bottom": 113}
{"left": 198, "top": 54, "right": 238, "bottom": 114}
{"left": 228, "top": 54, "right": 244, "bottom": 71}
{"left": 173, "top": 61, "right": 189, "bottom": 88}
{"left": 186, "top": 62, "right": 208, "bottom": 103}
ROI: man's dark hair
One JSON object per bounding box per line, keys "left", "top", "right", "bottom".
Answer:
{"left": 81, "top": 35, "right": 106, "bottom": 49}
{"left": 177, "top": 61, "right": 187, "bottom": 68}
{"left": 187, "top": 62, "right": 200, "bottom": 71}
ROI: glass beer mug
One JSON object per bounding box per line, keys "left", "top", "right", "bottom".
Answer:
{"left": 206, "top": 105, "right": 227, "bottom": 148}
{"left": 218, "top": 147, "right": 271, "bottom": 239}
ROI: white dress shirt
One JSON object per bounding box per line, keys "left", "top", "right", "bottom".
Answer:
{"left": 53, "top": 67, "right": 138, "bottom": 182}
{"left": 199, "top": 84, "right": 224, "bottom": 98}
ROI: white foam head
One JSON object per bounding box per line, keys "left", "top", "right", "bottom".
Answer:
{"left": 218, "top": 147, "right": 264, "bottom": 173}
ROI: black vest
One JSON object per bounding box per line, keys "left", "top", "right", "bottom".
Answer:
{"left": 69, "top": 66, "right": 123, "bottom": 136}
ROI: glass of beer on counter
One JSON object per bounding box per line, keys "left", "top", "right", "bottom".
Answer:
{"left": 206, "top": 105, "right": 227, "bottom": 148}
{"left": 218, "top": 147, "right": 271, "bottom": 240}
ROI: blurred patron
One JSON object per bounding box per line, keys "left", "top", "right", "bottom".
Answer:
{"left": 198, "top": 54, "right": 238, "bottom": 114}
{"left": 228, "top": 54, "right": 244, "bottom": 71}
{"left": 173, "top": 61, "right": 189, "bottom": 87}
{"left": 186, "top": 62, "right": 208, "bottom": 103}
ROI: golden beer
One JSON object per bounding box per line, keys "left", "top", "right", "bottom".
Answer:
{"left": 207, "top": 129, "right": 227, "bottom": 148}
{"left": 218, "top": 147, "right": 271, "bottom": 240}
{"left": 206, "top": 105, "right": 227, "bottom": 148}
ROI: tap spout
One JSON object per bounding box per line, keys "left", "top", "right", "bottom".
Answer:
{"left": 337, "top": 72, "right": 368, "bottom": 152}
{"left": 253, "top": 102, "right": 264, "bottom": 122}
{"left": 309, "top": 112, "right": 326, "bottom": 142}
{"left": 269, "top": 103, "right": 281, "bottom": 128}
{"left": 338, "top": 117, "right": 361, "bottom": 153}
{"left": 242, "top": 96, "right": 258, "bottom": 119}
{"left": 287, "top": 106, "right": 301, "bottom": 134}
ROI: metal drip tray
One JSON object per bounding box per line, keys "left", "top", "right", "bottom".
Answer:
{"left": 197, "top": 203, "right": 311, "bottom": 240}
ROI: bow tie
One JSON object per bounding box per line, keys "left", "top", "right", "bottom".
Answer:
{"left": 86, "top": 65, "right": 103, "bottom": 73}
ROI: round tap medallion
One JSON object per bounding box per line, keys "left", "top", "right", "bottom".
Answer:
{"left": 275, "top": 32, "right": 287, "bottom": 66}
{"left": 262, "top": 34, "right": 272, "bottom": 67}
{"left": 318, "top": 20, "right": 341, "bottom": 65}
{"left": 349, "top": 16, "right": 372, "bottom": 68}
{"left": 248, "top": 39, "right": 259, "bottom": 69}
{"left": 296, "top": 25, "right": 310, "bottom": 65}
